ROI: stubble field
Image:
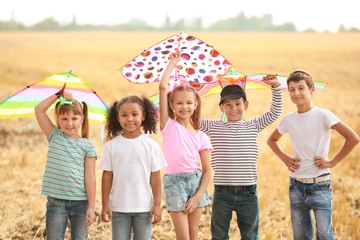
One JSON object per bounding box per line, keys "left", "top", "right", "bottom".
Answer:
{"left": 0, "top": 31, "right": 359, "bottom": 239}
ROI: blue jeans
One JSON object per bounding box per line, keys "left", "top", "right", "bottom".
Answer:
{"left": 112, "top": 212, "right": 152, "bottom": 240}
{"left": 211, "top": 185, "right": 259, "bottom": 240}
{"left": 46, "top": 196, "right": 89, "bottom": 240}
{"left": 289, "top": 176, "right": 335, "bottom": 240}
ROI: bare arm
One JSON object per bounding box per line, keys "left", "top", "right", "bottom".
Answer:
{"left": 314, "top": 122, "right": 360, "bottom": 168}
{"left": 149, "top": 170, "right": 162, "bottom": 224}
{"left": 159, "top": 52, "right": 180, "bottom": 129}
{"left": 35, "top": 95, "right": 58, "bottom": 138}
{"left": 101, "top": 170, "right": 113, "bottom": 222}
{"left": 84, "top": 156, "right": 96, "bottom": 226}
{"left": 184, "top": 149, "right": 211, "bottom": 214}
{"left": 35, "top": 91, "right": 73, "bottom": 138}
{"left": 267, "top": 129, "right": 301, "bottom": 172}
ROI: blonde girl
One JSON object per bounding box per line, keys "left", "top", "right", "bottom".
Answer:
{"left": 159, "top": 52, "right": 212, "bottom": 240}
{"left": 35, "top": 91, "right": 97, "bottom": 239}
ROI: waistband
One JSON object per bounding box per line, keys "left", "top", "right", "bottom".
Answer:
{"left": 164, "top": 169, "right": 202, "bottom": 178}
{"left": 292, "top": 174, "right": 330, "bottom": 184}
{"left": 215, "top": 184, "right": 256, "bottom": 191}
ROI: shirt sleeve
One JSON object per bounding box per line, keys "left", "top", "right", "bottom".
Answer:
{"left": 85, "top": 140, "right": 97, "bottom": 159}
{"left": 252, "top": 85, "right": 283, "bottom": 132}
{"left": 199, "top": 131, "right": 213, "bottom": 152}
{"left": 150, "top": 142, "right": 167, "bottom": 172}
{"left": 98, "top": 142, "right": 113, "bottom": 171}
{"left": 323, "top": 109, "right": 341, "bottom": 128}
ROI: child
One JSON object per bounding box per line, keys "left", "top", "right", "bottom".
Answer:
{"left": 159, "top": 53, "right": 213, "bottom": 240}
{"left": 267, "top": 70, "right": 359, "bottom": 240}
{"left": 198, "top": 75, "right": 282, "bottom": 239}
{"left": 35, "top": 91, "right": 97, "bottom": 239}
{"left": 99, "top": 95, "right": 167, "bottom": 240}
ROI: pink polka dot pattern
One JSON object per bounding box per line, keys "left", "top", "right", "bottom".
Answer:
{"left": 121, "top": 32, "right": 231, "bottom": 85}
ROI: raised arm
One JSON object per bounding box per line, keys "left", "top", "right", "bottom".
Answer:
{"left": 35, "top": 95, "right": 58, "bottom": 138}
{"left": 159, "top": 52, "right": 180, "bottom": 129}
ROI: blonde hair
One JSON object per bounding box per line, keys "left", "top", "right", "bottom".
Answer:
{"left": 54, "top": 101, "right": 89, "bottom": 138}
{"left": 167, "top": 85, "right": 201, "bottom": 130}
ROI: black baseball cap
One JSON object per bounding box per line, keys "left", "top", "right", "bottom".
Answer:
{"left": 219, "top": 85, "right": 247, "bottom": 105}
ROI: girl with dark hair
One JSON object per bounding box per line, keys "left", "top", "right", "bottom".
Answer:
{"left": 99, "top": 95, "right": 166, "bottom": 240}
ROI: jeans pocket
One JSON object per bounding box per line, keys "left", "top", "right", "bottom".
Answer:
{"left": 163, "top": 175, "right": 179, "bottom": 189}
{"left": 246, "top": 185, "right": 257, "bottom": 197}
{"left": 47, "top": 197, "right": 65, "bottom": 208}
{"left": 289, "top": 178, "right": 295, "bottom": 190}
{"left": 214, "top": 186, "right": 225, "bottom": 195}
{"left": 314, "top": 180, "right": 331, "bottom": 190}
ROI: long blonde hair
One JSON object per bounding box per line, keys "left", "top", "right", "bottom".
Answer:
{"left": 167, "top": 85, "right": 201, "bottom": 130}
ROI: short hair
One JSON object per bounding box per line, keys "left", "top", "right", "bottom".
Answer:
{"left": 287, "top": 70, "right": 314, "bottom": 89}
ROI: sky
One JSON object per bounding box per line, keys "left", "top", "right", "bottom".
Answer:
{"left": 1, "top": 0, "right": 359, "bottom": 32}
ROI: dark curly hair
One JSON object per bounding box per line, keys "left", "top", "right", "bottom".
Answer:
{"left": 106, "top": 95, "right": 158, "bottom": 140}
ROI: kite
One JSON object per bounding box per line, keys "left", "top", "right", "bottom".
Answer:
{"left": 120, "top": 32, "right": 232, "bottom": 88}
{"left": 197, "top": 66, "right": 327, "bottom": 98}
{"left": 0, "top": 71, "right": 109, "bottom": 124}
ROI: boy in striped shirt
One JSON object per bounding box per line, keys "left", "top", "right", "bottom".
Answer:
{"left": 199, "top": 75, "right": 282, "bottom": 240}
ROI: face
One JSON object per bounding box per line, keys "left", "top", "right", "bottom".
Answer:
{"left": 118, "top": 102, "right": 145, "bottom": 138}
{"left": 58, "top": 111, "right": 83, "bottom": 138}
{"left": 170, "top": 91, "right": 197, "bottom": 121}
{"left": 220, "top": 98, "right": 248, "bottom": 122}
{"left": 288, "top": 80, "right": 315, "bottom": 107}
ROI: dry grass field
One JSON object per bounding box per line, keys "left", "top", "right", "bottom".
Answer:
{"left": 0, "top": 31, "right": 359, "bottom": 239}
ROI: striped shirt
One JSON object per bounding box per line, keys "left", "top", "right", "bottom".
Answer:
{"left": 41, "top": 127, "right": 97, "bottom": 200}
{"left": 200, "top": 86, "right": 282, "bottom": 186}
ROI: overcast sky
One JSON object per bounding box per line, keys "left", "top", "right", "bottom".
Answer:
{"left": 1, "top": 0, "right": 359, "bottom": 32}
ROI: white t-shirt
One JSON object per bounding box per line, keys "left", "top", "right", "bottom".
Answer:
{"left": 98, "top": 134, "right": 167, "bottom": 213}
{"left": 277, "top": 107, "right": 340, "bottom": 178}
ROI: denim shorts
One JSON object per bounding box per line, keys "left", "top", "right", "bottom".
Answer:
{"left": 163, "top": 169, "right": 211, "bottom": 211}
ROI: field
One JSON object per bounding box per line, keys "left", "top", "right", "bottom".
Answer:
{"left": 0, "top": 31, "right": 359, "bottom": 239}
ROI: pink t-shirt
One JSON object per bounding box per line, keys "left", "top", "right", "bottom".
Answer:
{"left": 161, "top": 118, "right": 212, "bottom": 174}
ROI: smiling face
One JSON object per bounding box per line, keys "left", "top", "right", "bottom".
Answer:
{"left": 58, "top": 111, "right": 83, "bottom": 138}
{"left": 118, "top": 102, "right": 145, "bottom": 138}
{"left": 288, "top": 79, "right": 315, "bottom": 112}
{"left": 170, "top": 90, "right": 198, "bottom": 121}
{"left": 220, "top": 98, "right": 248, "bottom": 122}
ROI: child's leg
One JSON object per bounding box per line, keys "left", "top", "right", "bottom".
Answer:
{"left": 188, "top": 208, "right": 202, "bottom": 240}
{"left": 289, "top": 178, "right": 314, "bottom": 240}
{"left": 111, "top": 212, "right": 132, "bottom": 240}
{"left": 45, "top": 197, "right": 70, "bottom": 240}
{"left": 170, "top": 211, "right": 190, "bottom": 240}
{"left": 310, "top": 180, "right": 335, "bottom": 240}
{"left": 69, "top": 200, "right": 89, "bottom": 240}
{"left": 234, "top": 185, "right": 259, "bottom": 240}
{"left": 132, "top": 212, "right": 152, "bottom": 240}
{"left": 211, "top": 186, "right": 234, "bottom": 240}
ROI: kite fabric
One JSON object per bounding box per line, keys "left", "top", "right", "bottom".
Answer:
{"left": 0, "top": 71, "right": 109, "bottom": 124}
{"left": 197, "top": 66, "right": 327, "bottom": 98}
{"left": 121, "top": 32, "right": 232, "bottom": 88}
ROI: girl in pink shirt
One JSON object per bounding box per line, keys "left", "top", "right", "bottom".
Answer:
{"left": 159, "top": 52, "right": 212, "bottom": 240}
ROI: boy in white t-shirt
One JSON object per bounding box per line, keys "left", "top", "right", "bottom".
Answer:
{"left": 267, "top": 70, "right": 359, "bottom": 240}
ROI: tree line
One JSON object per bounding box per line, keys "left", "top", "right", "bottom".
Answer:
{"left": 0, "top": 12, "right": 358, "bottom": 32}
